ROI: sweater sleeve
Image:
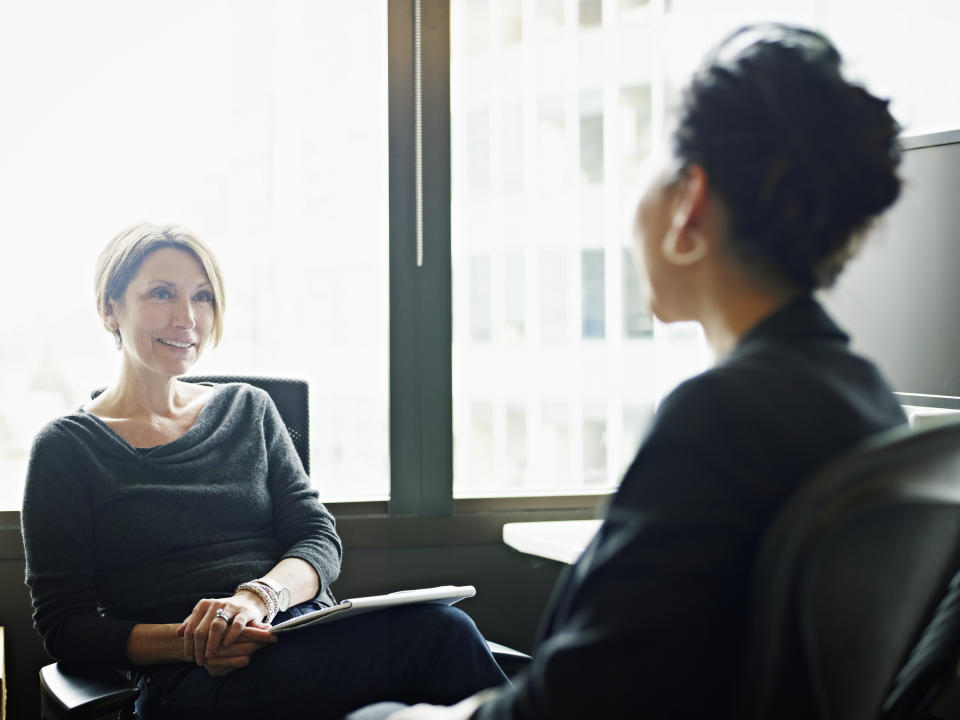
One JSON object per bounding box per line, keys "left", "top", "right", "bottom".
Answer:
{"left": 260, "top": 391, "right": 343, "bottom": 597}
{"left": 21, "top": 422, "right": 138, "bottom": 665}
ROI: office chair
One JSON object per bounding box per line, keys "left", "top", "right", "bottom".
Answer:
{"left": 38, "top": 376, "right": 529, "bottom": 719}
{"left": 740, "top": 419, "right": 960, "bottom": 720}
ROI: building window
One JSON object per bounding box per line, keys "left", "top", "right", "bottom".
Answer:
{"left": 579, "top": 91, "right": 605, "bottom": 185}
{"left": 620, "top": 85, "right": 653, "bottom": 184}
{"left": 502, "top": 0, "right": 523, "bottom": 45}
{"left": 538, "top": 0, "right": 565, "bottom": 28}
{"left": 470, "top": 255, "right": 493, "bottom": 341}
{"left": 622, "top": 247, "right": 654, "bottom": 338}
{"left": 581, "top": 249, "right": 606, "bottom": 339}
{"left": 504, "top": 251, "right": 526, "bottom": 341}
{"left": 539, "top": 250, "right": 568, "bottom": 342}
{"left": 579, "top": 0, "right": 603, "bottom": 28}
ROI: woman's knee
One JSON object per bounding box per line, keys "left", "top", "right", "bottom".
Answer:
{"left": 408, "top": 604, "right": 485, "bottom": 643}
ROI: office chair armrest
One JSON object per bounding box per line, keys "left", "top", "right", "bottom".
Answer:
{"left": 40, "top": 662, "right": 139, "bottom": 719}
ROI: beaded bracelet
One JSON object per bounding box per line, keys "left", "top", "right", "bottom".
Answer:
{"left": 235, "top": 581, "right": 279, "bottom": 622}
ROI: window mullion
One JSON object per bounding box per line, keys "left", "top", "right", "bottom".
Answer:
{"left": 388, "top": 0, "right": 453, "bottom": 516}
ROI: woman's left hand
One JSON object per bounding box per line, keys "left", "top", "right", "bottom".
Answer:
{"left": 177, "top": 593, "right": 274, "bottom": 666}
{"left": 387, "top": 704, "right": 475, "bottom": 720}
{"left": 386, "top": 689, "right": 501, "bottom": 720}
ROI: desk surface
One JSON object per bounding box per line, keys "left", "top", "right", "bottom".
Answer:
{"left": 502, "top": 519, "right": 603, "bottom": 564}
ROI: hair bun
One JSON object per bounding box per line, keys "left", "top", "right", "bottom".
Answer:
{"left": 673, "top": 24, "right": 902, "bottom": 288}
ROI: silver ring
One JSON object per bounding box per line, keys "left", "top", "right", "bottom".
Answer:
{"left": 215, "top": 608, "right": 232, "bottom": 624}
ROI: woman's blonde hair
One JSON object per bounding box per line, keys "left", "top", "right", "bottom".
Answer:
{"left": 94, "top": 222, "right": 226, "bottom": 347}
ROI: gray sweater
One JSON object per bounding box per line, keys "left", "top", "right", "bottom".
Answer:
{"left": 21, "top": 383, "right": 342, "bottom": 665}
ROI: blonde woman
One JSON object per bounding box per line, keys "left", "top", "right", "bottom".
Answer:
{"left": 23, "top": 223, "right": 507, "bottom": 719}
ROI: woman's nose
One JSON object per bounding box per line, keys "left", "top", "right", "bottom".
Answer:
{"left": 173, "top": 297, "right": 196, "bottom": 329}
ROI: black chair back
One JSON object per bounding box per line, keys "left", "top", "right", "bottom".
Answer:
{"left": 182, "top": 375, "right": 310, "bottom": 474}
{"left": 740, "top": 420, "right": 960, "bottom": 720}
{"left": 882, "top": 567, "right": 960, "bottom": 719}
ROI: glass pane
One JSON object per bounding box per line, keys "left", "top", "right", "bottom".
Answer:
{"left": 579, "top": 91, "right": 605, "bottom": 184}
{"left": 539, "top": 250, "right": 568, "bottom": 342}
{"left": 504, "top": 252, "right": 526, "bottom": 341}
{"left": 0, "top": 1, "right": 389, "bottom": 507}
{"left": 505, "top": 404, "right": 528, "bottom": 487}
{"left": 470, "top": 256, "right": 494, "bottom": 341}
{"left": 537, "top": 98, "right": 568, "bottom": 191}
{"left": 622, "top": 248, "right": 654, "bottom": 338}
{"left": 620, "top": 85, "right": 653, "bottom": 184}
{"left": 452, "top": 0, "right": 706, "bottom": 496}
{"left": 582, "top": 405, "right": 608, "bottom": 485}
{"left": 539, "top": 0, "right": 565, "bottom": 28}
{"left": 621, "top": 0, "right": 652, "bottom": 13}
{"left": 579, "top": 0, "right": 603, "bottom": 27}
{"left": 502, "top": 0, "right": 524, "bottom": 45}
{"left": 538, "top": 403, "right": 570, "bottom": 487}
{"left": 469, "top": 401, "right": 495, "bottom": 489}
{"left": 451, "top": 0, "right": 959, "bottom": 497}
{"left": 581, "top": 249, "right": 606, "bottom": 339}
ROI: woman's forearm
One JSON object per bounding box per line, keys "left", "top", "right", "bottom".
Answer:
{"left": 126, "top": 622, "right": 188, "bottom": 665}
{"left": 262, "top": 556, "right": 320, "bottom": 606}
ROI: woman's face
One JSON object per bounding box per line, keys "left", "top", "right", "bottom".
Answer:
{"left": 106, "top": 247, "right": 215, "bottom": 379}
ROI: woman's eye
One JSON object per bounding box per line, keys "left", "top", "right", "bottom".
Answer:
{"left": 150, "top": 287, "right": 173, "bottom": 299}
{"left": 194, "top": 291, "right": 214, "bottom": 303}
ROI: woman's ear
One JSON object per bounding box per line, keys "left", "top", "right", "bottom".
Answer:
{"left": 103, "top": 300, "right": 119, "bottom": 331}
{"left": 661, "top": 165, "right": 710, "bottom": 266}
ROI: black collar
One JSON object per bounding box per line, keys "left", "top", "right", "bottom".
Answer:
{"left": 734, "top": 295, "right": 849, "bottom": 352}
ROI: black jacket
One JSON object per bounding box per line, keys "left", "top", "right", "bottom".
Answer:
{"left": 477, "top": 297, "right": 907, "bottom": 719}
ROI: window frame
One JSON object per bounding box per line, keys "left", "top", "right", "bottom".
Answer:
{"left": 381, "top": 0, "right": 607, "bottom": 519}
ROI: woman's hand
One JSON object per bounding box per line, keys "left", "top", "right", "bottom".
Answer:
{"left": 200, "top": 627, "right": 278, "bottom": 677}
{"left": 177, "top": 593, "right": 278, "bottom": 670}
{"left": 387, "top": 704, "right": 475, "bottom": 720}
{"left": 387, "top": 689, "right": 501, "bottom": 720}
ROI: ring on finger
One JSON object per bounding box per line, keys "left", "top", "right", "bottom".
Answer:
{"left": 215, "top": 608, "right": 233, "bottom": 624}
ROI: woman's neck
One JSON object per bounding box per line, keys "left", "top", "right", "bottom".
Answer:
{"left": 96, "top": 364, "right": 188, "bottom": 420}
{"left": 697, "top": 268, "right": 800, "bottom": 360}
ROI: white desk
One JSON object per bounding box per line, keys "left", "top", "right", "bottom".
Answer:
{"left": 502, "top": 519, "right": 603, "bottom": 564}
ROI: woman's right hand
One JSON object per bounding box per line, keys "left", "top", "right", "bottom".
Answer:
{"left": 178, "top": 594, "right": 278, "bottom": 670}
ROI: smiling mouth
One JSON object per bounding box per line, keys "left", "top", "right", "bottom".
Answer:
{"left": 157, "top": 339, "right": 194, "bottom": 349}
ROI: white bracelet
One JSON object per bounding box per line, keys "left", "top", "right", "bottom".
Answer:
{"left": 235, "top": 581, "right": 278, "bottom": 622}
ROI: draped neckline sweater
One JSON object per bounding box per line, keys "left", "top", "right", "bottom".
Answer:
{"left": 22, "top": 383, "right": 342, "bottom": 666}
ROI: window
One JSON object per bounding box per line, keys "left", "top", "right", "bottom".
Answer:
{"left": 1, "top": 0, "right": 957, "bottom": 512}
{"left": 0, "top": 1, "right": 389, "bottom": 507}
{"left": 620, "top": 85, "right": 653, "bottom": 185}
{"left": 579, "top": 91, "right": 606, "bottom": 185}
{"left": 502, "top": 0, "right": 524, "bottom": 45}
{"left": 451, "top": 0, "right": 709, "bottom": 497}
{"left": 469, "top": 256, "right": 494, "bottom": 341}
{"left": 581, "top": 249, "right": 606, "bottom": 339}
{"left": 622, "top": 248, "right": 654, "bottom": 338}
{"left": 449, "top": 0, "right": 959, "bottom": 499}
{"left": 579, "top": 0, "right": 603, "bottom": 28}
{"left": 538, "top": 0, "right": 565, "bottom": 28}
{"left": 504, "top": 252, "right": 526, "bottom": 340}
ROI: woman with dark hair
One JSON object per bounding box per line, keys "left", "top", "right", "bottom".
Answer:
{"left": 377, "top": 23, "right": 907, "bottom": 720}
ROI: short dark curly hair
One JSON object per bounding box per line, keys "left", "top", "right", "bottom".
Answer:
{"left": 673, "top": 24, "right": 902, "bottom": 289}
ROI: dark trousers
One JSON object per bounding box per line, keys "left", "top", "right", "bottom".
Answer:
{"left": 135, "top": 604, "right": 508, "bottom": 720}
